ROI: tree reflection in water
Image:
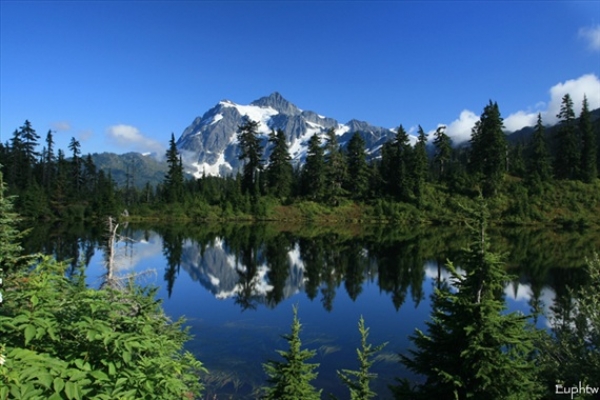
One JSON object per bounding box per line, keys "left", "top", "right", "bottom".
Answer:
{"left": 22, "top": 221, "right": 599, "bottom": 314}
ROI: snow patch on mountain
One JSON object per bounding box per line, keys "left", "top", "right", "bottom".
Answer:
{"left": 336, "top": 124, "right": 350, "bottom": 136}
{"left": 221, "top": 101, "right": 278, "bottom": 134}
{"left": 190, "top": 152, "right": 232, "bottom": 178}
{"left": 210, "top": 114, "right": 223, "bottom": 125}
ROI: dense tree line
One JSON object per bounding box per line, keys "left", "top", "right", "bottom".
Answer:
{"left": 0, "top": 122, "right": 123, "bottom": 220}
{"left": 1, "top": 95, "right": 598, "bottom": 223}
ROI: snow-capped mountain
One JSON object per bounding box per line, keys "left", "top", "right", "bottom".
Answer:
{"left": 176, "top": 92, "right": 402, "bottom": 177}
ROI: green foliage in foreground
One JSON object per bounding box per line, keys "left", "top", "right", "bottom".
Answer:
{"left": 262, "top": 306, "right": 321, "bottom": 400}
{"left": 336, "top": 316, "right": 387, "bottom": 400}
{"left": 0, "top": 259, "right": 206, "bottom": 400}
{"left": 393, "top": 199, "right": 543, "bottom": 400}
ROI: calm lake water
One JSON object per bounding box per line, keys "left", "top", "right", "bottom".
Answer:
{"left": 23, "top": 222, "right": 599, "bottom": 399}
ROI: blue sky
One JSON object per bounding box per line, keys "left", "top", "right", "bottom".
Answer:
{"left": 1, "top": 1, "right": 599, "bottom": 154}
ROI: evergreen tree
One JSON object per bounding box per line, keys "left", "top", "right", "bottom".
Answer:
{"left": 413, "top": 126, "right": 429, "bottom": 206}
{"left": 554, "top": 94, "right": 579, "bottom": 180}
{"left": 527, "top": 113, "right": 552, "bottom": 183}
{"left": 379, "top": 141, "right": 395, "bottom": 197}
{"left": 42, "top": 130, "right": 55, "bottom": 191}
{"left": 8, "top": 129, "right": 26, "bottom": 189}
{"left": 82, "top": 154, "right": 98, "bottom": 197}
{"left": 394, "top": 198, "right": 542, "bottom": 400}
{"left": 164, "top": 133, "right": 184, "bottom": 203}
{"left": 345, "top": 132, "right": 369, "bottom": 200}
{"left": 19, "top": 120, "right": 40, "bottom": 167}
{"left": 579, "top": 95, "right": 597, "bottom": 183}
{"left": 508, "top": 142, "right": 526, "bottom": 178}
{"left": 68, "top": 137, "right": 82, "bottom": 197}
{"left": 468, "top": 101, "right": 507, "bottom": 196}
{"left": 368, "top": 161, "right": 384, "bottom": 198}
{"left": 301, "top": 133, "right": 325, "bottom": 200}
{"left": 433, "top": 126, "right": 452, "bottom": 182}
{"left": 392, "top": 125, "right": 413, "bottom": 200}
{"left": 51, "top": 149, "right": 69, "bottom": 214}
{"left": 95, "top": 170, "right": 117, "bottom": 218}
{"left": 237, "top": 117, "right": 264, "bottom": 197}
{"left": 337, "top": 316, "right": 386, "bottom": 400}
{"left": 266, "top": 129, "right": 293, "bottom": 199}
{"left": 263, "top": 306, "right": 321, "bottom": 400}
{"left": 324, "top": 128, "right": 347, "bottom": 203}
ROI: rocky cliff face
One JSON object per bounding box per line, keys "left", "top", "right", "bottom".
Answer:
{"left": 176, "top": 92, "right": 401, "bottom": 177}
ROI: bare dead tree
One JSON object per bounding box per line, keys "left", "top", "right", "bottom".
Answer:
{"left": 100, "top": 216, "right": 154, "bottom": 291}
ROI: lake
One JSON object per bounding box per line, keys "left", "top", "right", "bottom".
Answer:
{"left": 22, "top": 221, "right": 599, "bottom": 399}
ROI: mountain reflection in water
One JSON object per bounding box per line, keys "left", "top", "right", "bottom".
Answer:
{"left": 24, "top": 222, "right": 599, "bottom": 399}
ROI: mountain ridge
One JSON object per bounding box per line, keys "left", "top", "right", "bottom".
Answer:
{"left": 176, "top": 92, "right": 399, "bottom": 177}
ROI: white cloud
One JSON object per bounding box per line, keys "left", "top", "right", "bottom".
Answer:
{"left": 51, "top": 121, "right": 71, "bottom": 131}
{"left": 504, "top": 110, "right": 538, "bottom": 133}
{"left": 440, "top": 74, "right": 600, "bottom": 140}
{"left": 106, "top": 124, "right": 165, "bottom": 154}
{"left": 546, "top": 74, "right": 600, "bottom": 123}
{"left": 579, "top": 24, "right": 600, "bottom": 51}
{"left": 444, "top": 110, "right": 479, "bottom": 143}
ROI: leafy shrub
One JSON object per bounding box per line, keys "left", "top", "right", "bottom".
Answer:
{"left": 0, "top": 257, "right": 206, "bottom": 400}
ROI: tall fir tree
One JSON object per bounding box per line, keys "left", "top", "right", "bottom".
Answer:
{"left": 393, "top": 197, "right": 542, "bottom": 400}
{"left": 266, "top": 129, "right": 293, "bottom": 199}
{"left": 579, "top": 95, "right": 597, "bottom": 183}
{"left": 554, "top": 94, "right": 579, "bottom": 180}
{"left": 42, "top": 130, "right": 56, "bottom": 191}
{"left": 301, "top": 133, "right": 325, "bottom": 200}
{"left": 392, "top": 125, "right": 413, "bottom": 201}
{"left": 344, "top": 132, "right": 369, "bottom": 200}
{"left": 468, "top": 101, "right": 507, "bottom": 196}
{"left": 68, "top": 137, "right": 82, "bottom": 197}
{"left": 379, "top": 141, "right": 395, "bottom": 197}
{"left": 51, "top": 149, "right": 69, "bottom": 213}
{"left": 527, "top": 113, "right": 552, "bottom": 183}
{"left": 324, "top": 128, "right": 347, "bottom": 203}
{"left": 263, "top": 306, "right": 321, "bottom": 400}
{"left": 8, "top": 129, "right": 26, "bottom": 190}
{"left": 237, "top": 117, "right": 264, "bottom": 197}
{"left": 433, "top": 126, "right": 452, "bottom": 183}
{"left": 82, "top": 154, "right": 98, "bottom": 197}
{"left": 164, "top": 133, "right": 184, "bottom": 203}
{"left": 19, "top": 120, "right": 40, "bottom": 168}
{"left": 413, "top": 126, "right": 429, "bottom": 206}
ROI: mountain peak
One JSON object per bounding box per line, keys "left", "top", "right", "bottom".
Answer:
{"left": 250, "top": 92, "right": 301, "bottom": 115}
{"left": 178, "top": 92, "right": 401, "bottom": 177}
